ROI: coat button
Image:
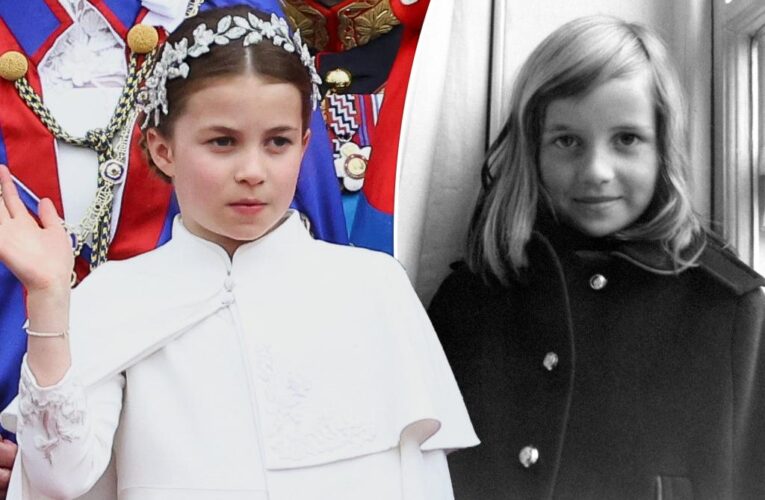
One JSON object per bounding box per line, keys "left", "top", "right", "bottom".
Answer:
{"left": 543, "top": 352, "right": 559, "bottom": 371}
{"left": 519, "top": 445, "right": 539, "bottom": 468}
{"left": 589, "top": 274, "right": 607, "bottom": 290}
{"left": 224, "top": 276, "right": 234, "bottom": 291}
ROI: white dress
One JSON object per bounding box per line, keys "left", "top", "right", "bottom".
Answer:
{"left": 1, "top": 212, "right": 478, "bottom": 500}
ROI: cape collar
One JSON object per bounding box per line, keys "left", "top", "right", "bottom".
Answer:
{"left": 167, "top": 209, "right": 313, "bottom": 274}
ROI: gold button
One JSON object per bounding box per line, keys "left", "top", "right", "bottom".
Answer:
{"left": 519, "top": 445, "right": 539, "bottom": 468}
{"left": 325, "top": 68, "right": 352, "bottom": 92}
{"left": 127, "top": 25, "right": 159, "bottom": 54}
{"left": 543, "top": 352, "right": 559, "bottom": 371}
{"left": 589, "top": 274, "right": 607, "bottom": 290}
{"left": 0, "top": 51, "right": 28, "bottom": 81}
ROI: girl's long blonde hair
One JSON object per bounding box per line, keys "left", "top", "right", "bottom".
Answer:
{"left": 467, "top": 16, "right": 702, "bottom": 284}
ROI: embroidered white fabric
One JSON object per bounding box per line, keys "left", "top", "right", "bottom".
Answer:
{"left": 40, "top": 0, "right": 127, "bottom": 89}
{"left": 17, "top": 360, "right": 87, "bottom": 464}
{"left": 253, "top": 345, "right": 377, "bottom": 462}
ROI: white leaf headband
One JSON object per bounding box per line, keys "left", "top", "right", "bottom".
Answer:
{"left": 137, "top": 12, "right": 322, "bottom": 128}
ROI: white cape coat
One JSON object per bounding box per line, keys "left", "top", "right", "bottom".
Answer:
{"left": 1, "top": 213, "right": 478, "bottom": 499}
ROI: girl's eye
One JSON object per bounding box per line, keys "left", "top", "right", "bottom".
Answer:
{"left": 552, "top": 135, "right": 579, "bottom": 149}
{"left": 615, "top": 133, "right": 641, "bottom": 147}
{"left": 268, "top": 136, "right": 293, "bottom": 149}
{"left": 210, "top": 137, "right": 235, "bottom": 148}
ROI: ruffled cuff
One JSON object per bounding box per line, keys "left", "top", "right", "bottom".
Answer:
{"left": 17, "top": 357, "right": 87, "bottom": 464}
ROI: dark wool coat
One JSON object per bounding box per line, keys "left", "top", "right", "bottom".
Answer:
{"left": 429, "top": 225, "right": 765, "bottom": 500}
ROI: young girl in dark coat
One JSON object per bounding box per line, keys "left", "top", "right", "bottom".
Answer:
{"left": 429, "top": 15, "right": 765, "bottom": 499}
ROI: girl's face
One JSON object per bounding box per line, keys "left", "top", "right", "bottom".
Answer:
{"left": 147, "top": 74, "right": 309, "bottom": 255}
{"left": 538, "top": 69, "right": 659, "bottom": 237}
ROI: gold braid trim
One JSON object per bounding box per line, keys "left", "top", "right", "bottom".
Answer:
{"left": 12, "top": 50, "right": 157, "bottom": 269}
{"left": 281, "top": 0, "right": 399, "bottom": 51}
{"left": 338, "top": 0, "right": 399, "bottom": 50}
{"left": 282, "top": 0, "right": 329, "bottom": 51}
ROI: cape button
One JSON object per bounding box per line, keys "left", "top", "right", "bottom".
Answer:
{"left": 224, "top": 276, "right": 234, "bottom": 291}
{"left": 0, "top": 51, "right": 28, "bottom": 81}
{"left": 519, "top": 445, "right": 539, "bottom": 468}
{"left": 221, "top": 291, "right": 235, "bottom": 306}
{"left": 589, "top": 273, "right": 608, "bottom": 290}
{"left": 127, "top": 25, "right": 159, "bottom": 54}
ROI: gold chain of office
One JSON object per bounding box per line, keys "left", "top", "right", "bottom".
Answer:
{"left": 12, "top": 48, "right": 156, "bottom": 269}
{"left": 0, "top": 0, "right": 207, "bottom": 272}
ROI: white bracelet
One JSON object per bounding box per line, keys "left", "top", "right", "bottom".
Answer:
{"left": 24, "top": 327, "right": 68, "bottom": 338}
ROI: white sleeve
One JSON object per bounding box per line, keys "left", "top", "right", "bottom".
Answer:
{"left": 16, "top": 356, "right": 123, "bottom": 499}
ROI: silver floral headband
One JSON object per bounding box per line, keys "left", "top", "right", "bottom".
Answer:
{"left": 137, "top": 12, "right": 322, "bottom": 128}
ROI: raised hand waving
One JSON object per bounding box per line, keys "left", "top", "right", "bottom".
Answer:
{"left": 0, "top": 165, "right": 73, "bottom": 294}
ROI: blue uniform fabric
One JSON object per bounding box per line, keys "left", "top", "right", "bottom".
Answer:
{"left": 0, "top": 0, "right": 60, "bottom": 56}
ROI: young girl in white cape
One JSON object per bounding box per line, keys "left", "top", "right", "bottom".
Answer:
{"left": 0, "top": 6, "right": 477, "bottom": 499}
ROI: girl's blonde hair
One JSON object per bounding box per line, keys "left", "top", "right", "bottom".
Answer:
{"left": 467, "top": 15, "right": 703, "bottom": 284}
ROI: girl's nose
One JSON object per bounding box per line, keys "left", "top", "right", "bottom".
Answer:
{"left": 234, "top": 151, "right": 266, "bottom": 185}
{"left": 578, "top": 145, "right": 615, "bottom": 185}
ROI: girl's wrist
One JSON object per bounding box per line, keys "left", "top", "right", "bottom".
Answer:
{"left": 26, "top": 280, "right": 71, "bottom": 300}
{"left": 26, "top": 288, "right": 70, "bottom": 333}
{"left": 25, "top": 284, "right": 72, "bottom": 387}
{"left": 26, "top": 286, "right": 70, "bottom": 307}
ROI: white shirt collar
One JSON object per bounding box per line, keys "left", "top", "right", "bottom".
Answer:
{"left": 141, "top": 0, "right": 189, "bottom": 31}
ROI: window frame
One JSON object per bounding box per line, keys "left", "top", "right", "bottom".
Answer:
{"left": 713, "top": 0, "right": 765, "bottom": 267}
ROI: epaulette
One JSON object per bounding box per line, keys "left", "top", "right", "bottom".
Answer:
{"left": 697, "top": 235, "right": 765, "bottom": 296}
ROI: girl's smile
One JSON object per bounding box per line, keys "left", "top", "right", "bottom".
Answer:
{"left": 539, "top": 69, "right": 659, "bottom": 237}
